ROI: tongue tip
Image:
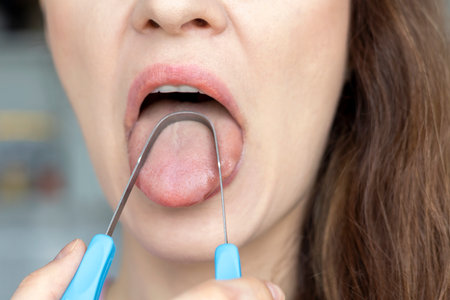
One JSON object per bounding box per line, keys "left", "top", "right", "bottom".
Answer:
{"left": 137, "top": 177, "right": 211, "bottom": 208}
{"left": 139, "top": 188, "right": 206, "bottom": 208}
{"left": 155, "top": 198, "right": 204, "bottom": 208}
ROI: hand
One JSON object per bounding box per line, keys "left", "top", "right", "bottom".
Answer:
{"left": 11, "top": 239, "right": 86, "bottom": 300}
{"left": 174, "top": 277, "right": 285, "bottom": 300}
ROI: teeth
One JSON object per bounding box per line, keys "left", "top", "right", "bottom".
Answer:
{"left": 152, "top": 85, "right": 203, "bottom": 94}
{"left": 179, "top": 85, "right": 200, "bottom": 93}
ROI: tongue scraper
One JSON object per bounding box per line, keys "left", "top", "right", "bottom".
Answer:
{"left": 62, "top": 111, "right": 241, "bottom": 299}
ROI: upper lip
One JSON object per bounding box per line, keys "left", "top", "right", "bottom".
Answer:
{"left": 125, "top": 64, "right": 242, "bottom": 137}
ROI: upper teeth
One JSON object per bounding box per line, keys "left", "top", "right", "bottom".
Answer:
{"left": 151, "top": 85, "right": 203, "bottom": 94}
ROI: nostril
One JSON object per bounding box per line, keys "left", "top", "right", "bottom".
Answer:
{"left": 193, "top": 18, "right": 208, "bottom": 27}
{"left": 143, "top": 18, "right": 212, "bottom": 33}
{"left": 148, "top": 19, "right": 160, "bottom": 29}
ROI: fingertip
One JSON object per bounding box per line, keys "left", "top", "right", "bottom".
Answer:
{"left": 11, "top": 239, "right": 86, "bottom": 300}
{"left": 264, "top": 281, "right": 285, "bottom": 300}
{"left": 71, "top": 238, "right": 87, "bottom": 254}
{"left": 54, "top": 239, "right": 86, "bottom": 262}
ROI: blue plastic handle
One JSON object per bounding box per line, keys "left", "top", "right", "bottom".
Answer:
{"left": 62, "top": 234, "right": 116, "bottom": 300}
{"left": 214, "top": 243, "right": 242, "bottom": 280}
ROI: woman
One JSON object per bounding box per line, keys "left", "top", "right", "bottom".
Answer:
{"left": 13, "top": 0, "right": 449, "bottom": 299}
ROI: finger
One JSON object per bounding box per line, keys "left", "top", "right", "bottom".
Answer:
{"left": 173, "top": 277, "right": 285, "bottom": 300}
{"left": 11, "top": 239, "right": 86, "bottom": 300}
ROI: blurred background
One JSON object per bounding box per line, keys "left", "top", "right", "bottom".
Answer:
{"left": 0, "top": 1, "right": 119, "bottom": 298}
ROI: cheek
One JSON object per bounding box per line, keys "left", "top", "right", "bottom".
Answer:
{"left": 233, "top": 0, "right": 350, "bottom": 135}
{"left": 43, "top": 2, "right": 131, "bottom": 133}
{"left": 44, "top": 1, "right": 129, "bottom": 106}
{"left": 43, "top": 1, "right": 133, "bottom": 206}
{"left": 239, "top": 0, "right": 350, "bottom": 222}
{"left": 45, "top": 1, "right": 91, "bottom": 84}
{"left": 246, "top": 0, "right": 350, "bottom": 84}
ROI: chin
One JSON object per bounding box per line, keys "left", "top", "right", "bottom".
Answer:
{"left": 117, "top": 186, "right": 249, "bottom": 262}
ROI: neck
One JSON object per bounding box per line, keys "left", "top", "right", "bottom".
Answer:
{"left": 107, "top": 202, "right": 304, "bottom": 300}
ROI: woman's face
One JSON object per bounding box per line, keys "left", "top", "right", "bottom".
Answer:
{"left": 42, "top": 0, "right": 350, "bottom": 260}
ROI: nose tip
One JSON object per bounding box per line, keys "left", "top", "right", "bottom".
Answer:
{"left": 132, "top": 0, "right": 227, "bottom": 35}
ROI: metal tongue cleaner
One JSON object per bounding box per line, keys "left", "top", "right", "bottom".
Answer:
{"left": 107, "top": 111, "right": 228, "bottom": 240}
{"left": 63, "top": 111, "right": 241, "bottom": 300}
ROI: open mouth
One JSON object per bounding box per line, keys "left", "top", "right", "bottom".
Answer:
{"left": 126, "top": 66, "right": 243, "bottom": 207}
{"left": 139, "top": 90, "right": 213, "bottom": 115}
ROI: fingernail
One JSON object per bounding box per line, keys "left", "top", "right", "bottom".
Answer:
{"left": 55, "top": 239, "right": 79, "bottom": 260}
{"left": 265, "top": 281, "right": 284, "bottom": 300}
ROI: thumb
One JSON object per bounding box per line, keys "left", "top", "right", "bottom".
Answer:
{"left": 11, "top": 239, "right": 86, "bottom": 300}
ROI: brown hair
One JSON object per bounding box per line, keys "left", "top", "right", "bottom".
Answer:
{"left": 298, "top": 0, "right": 449, "bottom": 299}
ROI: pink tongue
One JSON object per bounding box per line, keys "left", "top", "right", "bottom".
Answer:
{"left": 127, "top": 100, "right": 242, "bottom": 207}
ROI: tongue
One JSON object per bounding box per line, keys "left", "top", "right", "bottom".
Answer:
{"left": 127, "top": 99, "right": 243, "bottom": 207}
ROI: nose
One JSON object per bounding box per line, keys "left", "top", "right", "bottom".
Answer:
{"left": 132, "top": 0, "right": 228, "bottom": 35}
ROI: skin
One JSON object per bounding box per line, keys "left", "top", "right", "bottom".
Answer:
{"left": 15, "top": 0, "right": 350, "bottom": 299}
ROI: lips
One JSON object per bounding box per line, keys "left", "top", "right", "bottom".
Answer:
{"left": 126, "top": 64, "right": 243, "bottom": 207}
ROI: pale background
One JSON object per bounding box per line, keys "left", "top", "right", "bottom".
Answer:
{"left": 0, "top": 2, "right": 120, "bottom": 298}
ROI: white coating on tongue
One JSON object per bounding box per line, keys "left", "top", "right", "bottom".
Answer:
{"left": 127, "top": 99, "right": 242, "bottom": 207}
